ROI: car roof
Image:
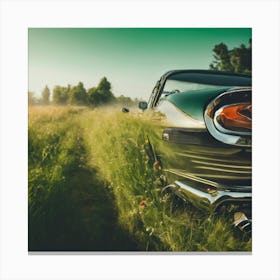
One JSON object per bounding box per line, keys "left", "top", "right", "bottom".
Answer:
{"left": 162, "top": 70, "right": 252, "bottom": 87}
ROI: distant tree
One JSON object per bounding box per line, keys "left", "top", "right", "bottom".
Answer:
{"left": 88, "top": 77, "right": 115, "bottom": 107}
{"left": 210, "top": 39, "right": 252, "bottom": 74}
{"left": 96, "top": 77, "right": 115, "bottom": 103}
{"left": 97, "top": 77, "right": 111, "bottom": 92}
{"left": 28, "top": 91, "right": 37, "bottom": 106}
{"left": 88, "top": 87, "right": 101, "bottom": 106}
{"left": 116, "top": 94, "right": 134, "bottom": 107}
{"left": 69, "top": 82, "right": 88, "bottom": 105}
{"left": 41, "top": 86, "right": 50, "bottom": 105}
{"left": 52, "top": 85, "right": 70, "bottom": 105}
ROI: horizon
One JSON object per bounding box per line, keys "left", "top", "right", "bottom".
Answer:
{"left": 28, "top": 28, "right": 251, "bottom": 101}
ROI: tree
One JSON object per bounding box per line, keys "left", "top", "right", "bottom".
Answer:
{"left": 230, "top": 43, "right": 252, "bottom": 74}
{"left": 96, "top": 77, "right": 115, "bottom": 104}
{"left": 28, "top": 91, "right": 37, "bottom": 106}
{"left": 88, "top": 87, "right": 101, "bottom": 106}
{"left": 97, "top": 77, "right": 111, "bottom": 92}
{"left": 210, "top": 43, "right": 233, "bottom": 72}
{"left": 68, "top": 82, "right": 88, "bottom": 105}
{"left": 41, "top": 86, "right": 50, "bottom": 105}
{"left": 116, "top": 94, "right": 134, "bottom": 107}
{"left": 210, "top": 39, "right": 252, "bottom": 74}
{"left": 88, "top": 77, "right": 115, "bottom": 107}
{"left": 52, "top": 85, "right": 70, "bottom": 105}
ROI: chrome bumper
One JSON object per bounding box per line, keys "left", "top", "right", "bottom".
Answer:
{"left": 171, "top": 180, "right": 251, "bottom": 213}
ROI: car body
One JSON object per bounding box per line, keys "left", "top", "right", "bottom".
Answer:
{"left": 140, "top": 70, "right": 252, "bottom": 219}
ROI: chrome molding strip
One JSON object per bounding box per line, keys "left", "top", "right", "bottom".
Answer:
{"left": 195, "top": 165, "right": 251, "bottom": 174}
{"left": 165, "top": 168, "right": 251, "bottom": 183}
{"left": 189, "top": 173, "right": 251, "bottom": 181}
{"left": 190, "top": 159, "right": 252, "bottom": 169}
{"left": 164, "top": 168, "right": 223, "bottom": 189}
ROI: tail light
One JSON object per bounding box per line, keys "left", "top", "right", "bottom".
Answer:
{"left": 215, "top": 102, "right": 252, "bottom": 132}
{"left": 204, "top": 88, "right": 252, "bottom": 147}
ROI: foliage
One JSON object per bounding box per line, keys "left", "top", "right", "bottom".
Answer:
{"left": 37, "top": 77, "right": 129, "bottom": 107}
{"left": 30, "top": 77, "right": 137, "bottom": 108}
{"left": 88, "top": 87, "right": 103, "bottom": 106}
{"left": 88, "top": 77, "right": 115, "bottom": 107}
{"left": 116, "top": 94, "right": 137, "bottom": 107}
{"left": 210, "top": 39, "right": 252, "bottom": 74}
{"left": 97, "top": 77, "right": 111, "bottom": 92}
{"left": 68, "top": 82, "right": 88, "bottom": 106}
{"left": 28, "top": 91, "right": 37, "bottom": 106}
{"left": 28, "top": 106, "right": 252, "bottom": 251}
{"left": 41, "top": 86, "right": 51, "bottom": 105}
{"left": 52, "top": 85, "right": 70, "bottom": 105}
{"left": 230, "top": 40, "right": 252, "bottom": 74}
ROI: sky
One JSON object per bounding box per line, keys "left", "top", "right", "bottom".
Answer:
{"left": 28, "top": 28, "right": 251, "bottom": 100}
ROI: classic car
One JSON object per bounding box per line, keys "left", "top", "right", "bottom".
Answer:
{"left": 139, "top": 70, "right": 252, "bottom": 231}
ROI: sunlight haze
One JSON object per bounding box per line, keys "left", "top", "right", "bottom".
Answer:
{"left": 28, "top": 28, "right": 251, "bottom": 100}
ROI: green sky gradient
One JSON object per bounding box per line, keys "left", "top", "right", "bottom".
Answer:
{"left": 28, "top": 28, "right": 251, "bottom": 100}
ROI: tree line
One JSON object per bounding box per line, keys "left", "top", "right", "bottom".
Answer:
{"left": 29, "top": 39, "right": 252, "bottom": 106}
{"left": 28, "top": 77, "right": 139, "bottom": 107}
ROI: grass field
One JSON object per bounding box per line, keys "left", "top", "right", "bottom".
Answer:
{"left": 28, "top": 106, "right": 252, "bottom": 251}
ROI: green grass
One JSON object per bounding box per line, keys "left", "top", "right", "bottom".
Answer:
{"left": 28, "top": 106, "right": 251, "bottom": 251}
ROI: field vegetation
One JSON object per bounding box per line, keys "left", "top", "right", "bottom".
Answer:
{"left": 28, "top": 106, "right": 251, "bottom": 251}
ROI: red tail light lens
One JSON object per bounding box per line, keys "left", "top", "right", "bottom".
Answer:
{"left": 216, "top": 103, "right": 252, "bottom": 132}
{"left": 204, "top": 89, "right": 252, "bottom": 146}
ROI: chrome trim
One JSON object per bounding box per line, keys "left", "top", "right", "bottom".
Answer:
{"left": 189, "top": 173, "right": 251, "bottom": 181}
{"left": 165, "top": 168, "right": 251, "bottom": 190}
{"left": 217, "top": 87, "right": 251, "bottom": 94}
{"left": 174, "top": 180, "right": 251, "bottom": 212}
{"left": 164, "top": 168, "right": 224, "bottom": 189}
{"left": 190, "top": 159, "right": 251, "bottom": 170}
{"left": 204, "top": 88, "right": 252, "bottom": 147}
{"left": 195, "top": 166, "right": 251, "bottom": 174}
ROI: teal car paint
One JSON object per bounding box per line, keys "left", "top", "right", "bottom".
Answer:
{"left": 161, "top": 87, "right": 231, "bottom": 122}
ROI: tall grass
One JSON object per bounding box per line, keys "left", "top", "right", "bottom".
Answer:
{"left": 28, "top": 106, "right": 252, "bottom": 251}
{"left": 28, "top": 106, "right": 138, "bottom": 251}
